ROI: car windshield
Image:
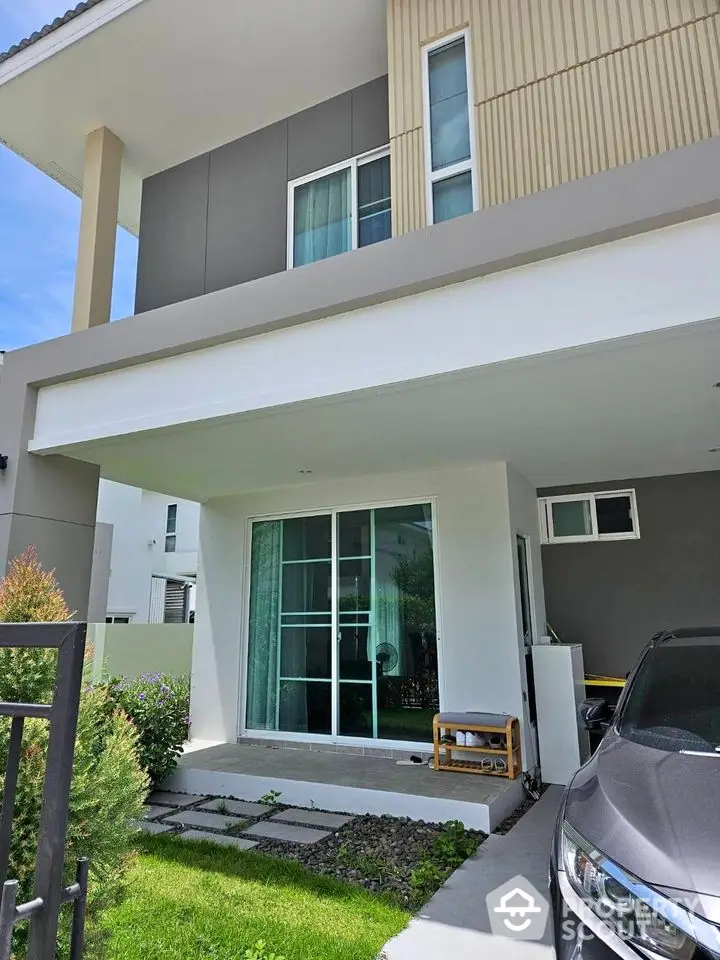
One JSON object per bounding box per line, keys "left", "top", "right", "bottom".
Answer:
{"left": 619, "top": 635, "right": 720, "bottom": 753}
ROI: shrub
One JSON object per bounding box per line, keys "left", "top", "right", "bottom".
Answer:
{"left": 0, "top": 548, "right": 148, "bottom": 959}
{"left": 106, "top": 674, "right": 190, "bottom": 785}
{"left": 0, "top": 547, "right": 72, "bottom": 706}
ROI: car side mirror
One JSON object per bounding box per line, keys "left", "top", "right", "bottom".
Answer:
{"left": 579, "top": 698, "right": 612, "bottom": 731}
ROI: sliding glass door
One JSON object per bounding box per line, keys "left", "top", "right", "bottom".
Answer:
{"left": 245, "top": 502, "right": 439, "bottom": 743}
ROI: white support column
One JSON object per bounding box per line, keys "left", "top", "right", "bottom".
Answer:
{"left": 72, "top": 126, "right": 124, "bottom": 332}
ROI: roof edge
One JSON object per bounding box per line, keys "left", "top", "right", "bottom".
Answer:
{"left": 0, "top": 1, "right": 108, "bottom": 65}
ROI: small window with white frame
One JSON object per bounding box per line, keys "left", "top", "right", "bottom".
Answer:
{"left": 288, "top": 148, "right": 391, "bottom": 268}
{"left": 165, "top": 503, "right": 178, "bottom": 553}
{"left": 105, "top": 615, "right": 132, "bottom": 624}
{"left": 423, "top": 30, "right": 478, "bottom": 225}
{"left": 539, "top": 490, "right": 640, "bottom": 544}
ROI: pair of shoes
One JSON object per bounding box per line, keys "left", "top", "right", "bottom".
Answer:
{"left": 481, "top": 757, "right": 508, "bottom": 774}
{"left": 466, "top": 732, "right": 486, "bottom": 747}
{"left": 488, "top": 734, "right": 506, "bottom": 750}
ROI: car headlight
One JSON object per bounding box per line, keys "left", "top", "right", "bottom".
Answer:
{"left": 562, "top": 823, "right": 696, "bottom": 960}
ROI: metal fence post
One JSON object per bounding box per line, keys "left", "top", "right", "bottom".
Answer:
{"left": 0, "top": 623, "right": 89, "bottom": 959}
{"left": 0, "top": 881, "right": 18, "bottom": 960}
{"left": 26, "top": 623, "right": 87, "bottom": 960}
{"left": 0, "top": 717, "right": 24, "bottom": 885}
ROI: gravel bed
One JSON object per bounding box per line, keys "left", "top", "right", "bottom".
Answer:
{"left": 250, "top": 810, "right": 486, "bottom": 908}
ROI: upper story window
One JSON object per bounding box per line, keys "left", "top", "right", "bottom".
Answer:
{"left": 539, "top": 490, "right": 640, "bottom": 544}
{"left": 288, "top": 149, "right": 391, "bottom": 268}
{"left": 165, "top": 503, "right": 178, "bottom": 553}
{"left": 423, "top": 31, "right": 478, "bottom": 225}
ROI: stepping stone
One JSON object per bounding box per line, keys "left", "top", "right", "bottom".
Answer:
{"left": 143, "top": 805, "right": 171, "bottom": 821}
{"left": 242, "top": 822, "right": 332, "bottom": 845}
{"left": 181, "top": 830, "right": 259, "bottom": 850}
{"left": 150, "top": 791, "right": 207, "bottom": 808}
{"left": 131, "top": 820, "right": 175, "bottom": 835}
{"left": 198, "top": 799, "right": 271, "bottom": 818}
{"left": 164, "top": 810, "right": 239, "bottom": 832}
{"left": 270, "top": 809, "right": 354, "bottom": 830}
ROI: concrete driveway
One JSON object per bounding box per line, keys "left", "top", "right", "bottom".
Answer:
{"left": 383, "top": 786, "right": 563, "bottom": 959}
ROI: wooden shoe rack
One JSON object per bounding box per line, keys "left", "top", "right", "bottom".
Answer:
{"left": 433, "top": 712, "right": 521, "bottom": 779}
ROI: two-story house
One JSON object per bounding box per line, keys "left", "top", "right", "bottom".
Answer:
{"left": 1, "top": 0, "right": 719, "bottom": 780}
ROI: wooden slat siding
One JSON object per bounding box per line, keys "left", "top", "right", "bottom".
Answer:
{"left": 388, "top": 0, "right": 720, "bottom": 232}
{"left": 475, "top": 15, "right": 720, "bottom": 206}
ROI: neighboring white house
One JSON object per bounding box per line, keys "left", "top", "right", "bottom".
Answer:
{"left": 89, "top": 481, "right": 200, "bottom": 624}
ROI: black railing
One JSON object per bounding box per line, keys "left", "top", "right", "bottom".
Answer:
{"left": 0, "top": 623, "right": 89, "bottom": 960}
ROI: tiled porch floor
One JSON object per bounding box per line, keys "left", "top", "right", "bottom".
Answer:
{"left": 167, "top": 743, "right": 524, "bottom": 831}
{"left": 179, "top": 743, "right": 511, "bottom": 803}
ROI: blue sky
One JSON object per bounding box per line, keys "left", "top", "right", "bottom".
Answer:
{"left": 0, "top": 0, "right": 137, "bottom": 351}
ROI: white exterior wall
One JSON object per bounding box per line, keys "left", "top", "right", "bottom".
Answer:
{"left": 96, "top": 480, "right": 200, "bottom": 621}
{"left": 506, "top": 465, "right": 547, "bottom": 772}
{"left": 191, "top": 462, "right": 529, "bottom": 749}
{"left": 97, "top": 482, "right": 148, "bottom": 619}
{"left": 31, "top": 213, "right": 720, "bottom": 453}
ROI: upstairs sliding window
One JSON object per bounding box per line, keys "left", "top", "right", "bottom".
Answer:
{"left": 289, "top": 150, "right": 391, "bottom": 268}
{"left": 424, "top": 32, "right": 477, "bottom": 224}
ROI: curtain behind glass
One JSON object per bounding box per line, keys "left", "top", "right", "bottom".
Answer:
{"left": 246, "top": 521, "right": 282, "bottom": 730}
{"left": 294, "top": 168, "right": 351, "bottom": 266}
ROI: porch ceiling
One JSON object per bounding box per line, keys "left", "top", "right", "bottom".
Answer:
{"left": 0, "top": 0, "right": 388, "bottom": 233}
{"left": 36, "top": 320, "right": 720, "bottom": 501}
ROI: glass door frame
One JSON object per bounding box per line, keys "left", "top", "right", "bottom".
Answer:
{"left": 239, "top": 496, "right": 443, "bottom": 747}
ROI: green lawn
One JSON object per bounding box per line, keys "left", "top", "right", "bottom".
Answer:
{"left": 104, "top": 835, "right": 410, "bottom": 960}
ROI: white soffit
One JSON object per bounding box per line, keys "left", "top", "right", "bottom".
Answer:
{"left": 0, "top": 0, "right": 388, "bottom": 234}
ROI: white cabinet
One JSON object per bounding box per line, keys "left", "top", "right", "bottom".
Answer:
{"left": 532, "top": 643, "right": 590, "bottom": 785}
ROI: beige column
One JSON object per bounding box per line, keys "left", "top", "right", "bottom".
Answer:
{"left": 72, "top": 126, "right": 124, "bottom": 332}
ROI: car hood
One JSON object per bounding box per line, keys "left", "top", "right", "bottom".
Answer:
{"left": 564, "top": 731, "right": 720, "bottom": 905}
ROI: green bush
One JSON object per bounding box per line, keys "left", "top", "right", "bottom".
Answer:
{"left": 0, "top": 692, "right": 149, "bottom": 958}
{"left": 409, "top": 820, "right": 480, "bottom": 907}
{"left": 0, "top": 548, "right": 149, "bottom": 959}
{"left": 105, "top": 674, "right": 190, "bottom": 785}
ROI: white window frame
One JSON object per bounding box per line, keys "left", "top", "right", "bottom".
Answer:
{"left": 286, "top": 146, "right": 391, "bottom": 268}
{"left": 422, "top": 28, "right": 479, "bottom": 226}
{"left": 238, "top": 495, "right": 445, "bottom": 750}
{"left": 105, "top": 614, "right": 133, "bottom": 624}
{"left": 539, "top": 489, "right": 640, "bottom": 544}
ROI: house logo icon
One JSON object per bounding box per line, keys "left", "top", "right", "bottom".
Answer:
{"left": 486, "top": 875, "right": 550, "bottom": 940}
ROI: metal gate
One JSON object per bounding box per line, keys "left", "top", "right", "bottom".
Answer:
{"left": 0, "top": 623, "right": 89, "bottom": 960}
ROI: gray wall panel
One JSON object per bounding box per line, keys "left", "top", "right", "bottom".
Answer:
{"left": 351, "top": 75, "right": 390, "bottom": 156}
{"left": 205, "top": 120, "right": 289, "bottom": 293}
{"left": 136, "top": 154, "right": 210, "bottom": 313}
{"left": 540, "top": 472, "right": 720, "bottom": 677}
{"left": 287, "top": 91, "right": 353, "bottom": 181}
{"left": 135, "top": 75, "right": 390, "bottom": 310}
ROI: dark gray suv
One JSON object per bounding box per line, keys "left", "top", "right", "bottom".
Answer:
{"left": 550, "top": 627, "right": 720, "bottom": 959}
